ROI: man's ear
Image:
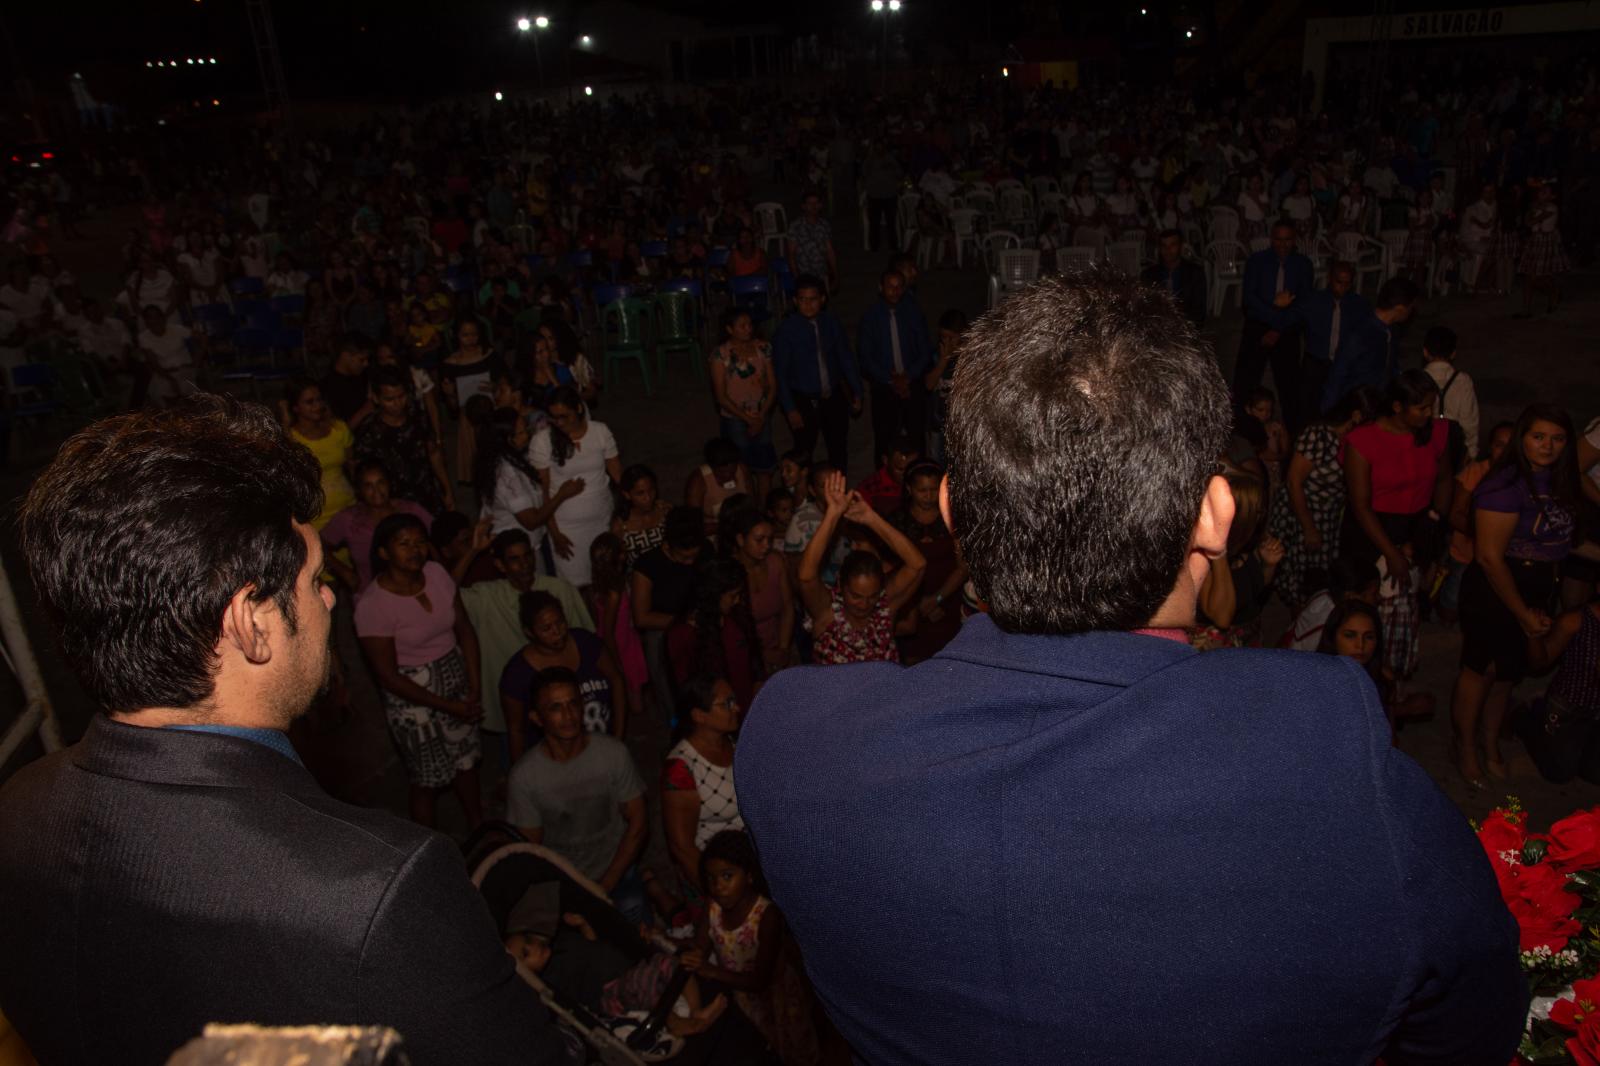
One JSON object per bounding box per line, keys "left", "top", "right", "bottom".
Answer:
{"left": 938, "top": 474, "right": 953, "bottom": 532}
{"left": 218, "top": 585, "right": 274, "bottom": 666}
{"left": 1194, "top": 475, "right": 1235, "bottom": 560}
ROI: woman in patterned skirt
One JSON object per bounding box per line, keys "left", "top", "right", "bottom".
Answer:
{"left": 1268, "top": 385, "right": 1384, "bottom": 610}
{"left": 355, "top": 512, "right": 484, "bottom": 828}
{"left": 662, "top": 676, "right": 746, "bottom": 894}
{"left": 1517, "top": 182, "right": 1567, "bottom": 318}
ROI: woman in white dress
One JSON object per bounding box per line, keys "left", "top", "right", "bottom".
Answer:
{"left": 528, "top": 385, "right": 622, "bottom": 587}
{"left": 1458, "top": 183, "right": 1498, "bottom": 292}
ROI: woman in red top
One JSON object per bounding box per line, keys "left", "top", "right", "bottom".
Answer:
{"left": 727, "top": 228, "right": 767, "bottom": 278}
{"left": 1341, "top": 369, "right": 1454, "bottom": 585}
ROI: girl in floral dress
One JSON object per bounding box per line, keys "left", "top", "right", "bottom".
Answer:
{"left": 683, "top": 830, "right": 818, "bottom": 1065}
{"left": 796, "top": 471, "right": 926, "bottom": 666}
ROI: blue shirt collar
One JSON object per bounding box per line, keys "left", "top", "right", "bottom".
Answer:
{"left": 165, "top": 724, "right": 303, "bottom": 765}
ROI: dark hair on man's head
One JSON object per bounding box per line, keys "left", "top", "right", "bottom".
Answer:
{"left": 19, "top": 396, "right": 322, "bottom": 713}
{"left": 1376, "top": 276, "right": 1419, "bottom": 310}
{"left": 1423, "top": 325, "right": 1457, "bottom": 360}
{"left": 793, "top": 273, "right": 826, "bottom": 297}
{"left": 664, "top": 505, "right": 706, "bottom": 551}
{"left": 491, "top": 527, "right": 532, "bottom": 560}
{"left": 370, "top": 366, "right": 412, "bottom": 396}
{"left": 1271, "top": 218, "right": 1298, "bottom": 235}
{"left": 530, "top": 665, "right": 580, "bottom": 708}
{"left": 945, "top": 267, "right": 1231, "bottom": 634}
{"left": 370, "top": 512, "right": 428, "bottom": 577}
{"left": 1158, "top": 228, "right": 1183, "bottom": 244}
{"left": 338, "top": 333, "right": 372, "bottom": 355}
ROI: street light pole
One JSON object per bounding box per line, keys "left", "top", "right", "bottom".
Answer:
{"left": 868, "top": 0, "right": 901, "bottom": 92}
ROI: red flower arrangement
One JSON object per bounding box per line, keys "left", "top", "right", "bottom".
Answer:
{"left": 1476, "top": 801, "right": 1600, "bottom": 1065}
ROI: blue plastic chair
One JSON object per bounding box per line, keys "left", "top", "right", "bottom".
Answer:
{"left": 240, "top": 305, "right": 280, "bottom": 332}
{"left": 704, "top": 247, "right": 731, "bottom": 269}
{"left": 640, "top": 240, "right": 669, "bottom": 259}
{"left": 591, "top": 283, "right": 634, "bottom": 309}
{"left": 729, "top": 274, "right": 771, "bottom": 329}
{"left": 4, "top": 363, "right": 62, "bottom": 466}
{"left": 525, "top": 254, "right": 548, "bottom": 273}
{"left": 564, "top": 249, "right": 594, "bottom": 270}
{"left": 227, "top": 276, "right": 265, "bottom": 298}
{"left": 269, "top": 293, "right": 307, "bottom": 317}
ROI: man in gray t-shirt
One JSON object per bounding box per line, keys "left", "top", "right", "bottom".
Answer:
{"left": 507, "top": 669, "right": 647, "bottom": 920}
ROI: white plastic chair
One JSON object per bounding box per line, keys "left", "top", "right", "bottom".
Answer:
{"left": 980, "top": 229, "right": 1021, "bottom": 271}
{"left": 1001, "top": 188, "right": 1036, "bottom": 237}
{"left": 1036, "top": 193, "right": 1069, "bottom": 226}
{"left": 1333, "top": 231, "right": 1386, "bottom": 292}
{"left": 1118, "top": 228, "right": 1147, "bottom": 260}
{"left": 965, "top": 191, "right": 999, "bottom": 228}
{"left": 1072, "top": 226, "right": 1108, "bottom": 255}
{"left": 995, "top": 178, "right": 1025, "bottom": 196}
{"left": 1209, "top": 206, "right": 1240, "bottom": 244}
{"left": 988, "top": 247, "right": 1041, "bottom": 307}
{"left": 1204, "top": 239, "right": 1248, "bottom": 317}
{"left": 965, "top": 180, "right": 996, "bottom": 200}
{"left": 949, "top": 209, "right": 982, "bottom": 269}
{"left": 896, "top": 192, "right": 922, "bottom": 252}
{"left": 1105, "top": 241, "right": 1142, "bottom": 276}
{"left": 753, "top": 201, "right": 788, "bottom": 255}
{"left": 1058, "top": 245, "right": 1098, "bottom": 272}
{"left": 1029, "top": 175, "right": 1062, "bottom": 200}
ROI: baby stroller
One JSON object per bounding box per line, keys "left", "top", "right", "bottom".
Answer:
{"left": 465, "top": 823, "right": 774, "bottom": 1066}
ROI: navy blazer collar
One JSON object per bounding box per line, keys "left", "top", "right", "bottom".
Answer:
{"left": 72, "top": 715, "right": 326, "bottom": 797}
{"left": 933, "top": 614, "right": 1197, "bottom": 688}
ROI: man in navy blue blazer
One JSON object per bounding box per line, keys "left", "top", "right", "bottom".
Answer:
{"left": 1320, "top": 276, "right": 1420, "bottom": 415}
{"left": 857, "top": 268, "right": 934, "bottom": 467}
{"left": 1265, "top": 260, "right": 1371, "bottom": 424}
{"left": 771, "top": 273, "right": 863, "bottom": 475}
{"left": 738, "top": 268, "right": 1524, "bottom": 1065}
{"left": 1237, "top": 219, "right": 1314, "bottom": 426}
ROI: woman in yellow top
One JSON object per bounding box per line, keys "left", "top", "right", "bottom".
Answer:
{"left": 285, "top": 377, "right": 356, "bottom": 529}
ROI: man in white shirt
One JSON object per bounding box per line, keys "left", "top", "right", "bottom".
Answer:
{"left": 136, "top": 304, "right": 200, "bottom": 406}
{"left": 1421, "top": 325, "right": 1479, "bottom": 461}
{"left": 76, "top": 299, "right": 133, "bottom": 372}
{"left": 0, "top": 264, "right": 51, "bottom": 326}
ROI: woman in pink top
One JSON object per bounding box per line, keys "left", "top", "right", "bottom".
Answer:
{"left": 355, "top": 513, "right": 483, "bottom": 828}
{"left": 1341, "top": 370, "right": 1454, "bottom": 586}
{"left": 587, "top": 533, "right": 649, "bottom": 712}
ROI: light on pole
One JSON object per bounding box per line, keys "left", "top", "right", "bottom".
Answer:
{"left": 515, "top": 15, "right": 548, "bottom": 86}
{"left": 869, "top": 0, "right": 901, "bottom": 91}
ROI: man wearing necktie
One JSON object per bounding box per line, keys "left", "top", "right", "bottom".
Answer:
{"left": 1237, "top": 219, "right": 1314, "bottom": 427}
{"left": 858, "top": 269, "right": 935, "bottom": 466}
{"left": 1318, "top": 277, "right": 1420, "bottom": 415}
{"left": 771, "top": 273, "right": 863, "bottom": 475}
{"left": 1265, "top": 261, "right": 1371, "bottom": 431}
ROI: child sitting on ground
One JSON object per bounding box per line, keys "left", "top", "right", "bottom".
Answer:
{"left": 1245, "top": 387, "right": 1290, "bottom": 492}
{"left": 503, "top": 883, "right": 726, "bottom": 1038}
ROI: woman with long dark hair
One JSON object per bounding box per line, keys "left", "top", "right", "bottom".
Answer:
{"left": 472, "top": 407, "right": 575, "bottom": 556}
{"left": 724, "top": 507, "right": 794, "bottom": 672}
{"left": 611, "top": 463, "right": 672, "bottom": 567}
{"left": 1453, "top": 403, "right": 1583, "bottom": 787}
{"left": 668, "top": 559, "right": 767, "bottom": 709}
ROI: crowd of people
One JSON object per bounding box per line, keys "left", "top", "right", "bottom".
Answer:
{"left": 3, "top": 50, "right": 1600, "bottom": 1062}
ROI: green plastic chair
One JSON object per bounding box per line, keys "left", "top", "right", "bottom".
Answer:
{"left": 653, "top": 291, "right": 704, "bottom": 383}
{"left": 600, "top": 297, "right": 653, "bottom": 395}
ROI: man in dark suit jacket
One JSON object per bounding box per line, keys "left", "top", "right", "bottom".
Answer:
{"left": 737, "top": 268, "right": 1524, "bottom": 1066}
{"left": 857, "top": 268, "right": 934, "bottom": 467}
{"left": 0, "top": 397, "right": 567, "bottom": 1066}
{"left": 771, "top": 273, "right": 863, "bottom": 476}
{"left": 1265, "top": 260, "right": 1372, "bottom": 428}
{"left": 1140, "top": 228, "right": 1208, "bottom": 327}
{"left": 1321, "top": 276, "right": 1420, "bottom": 415}
{"left": 1236, "top": 218, "right": 1314, "bottom": 425}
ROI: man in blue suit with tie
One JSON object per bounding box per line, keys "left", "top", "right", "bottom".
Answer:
{"left": 857, "top": 268, "right": 934, "bottom": 467}
{"left": 1265, "top": 260, "right": 1371, "bottom": 422}
{"left": 738, "top": 267, "right": 1524, "bottom": 1065}
{"left": 1320, "top": 276, "right": 1420, "bottom": 415}
{"left": 771, "top": 273, "right": 863, "bottom": 475}
{"left": 1237, "top": 218, "right": 1314, "bottom": 427}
